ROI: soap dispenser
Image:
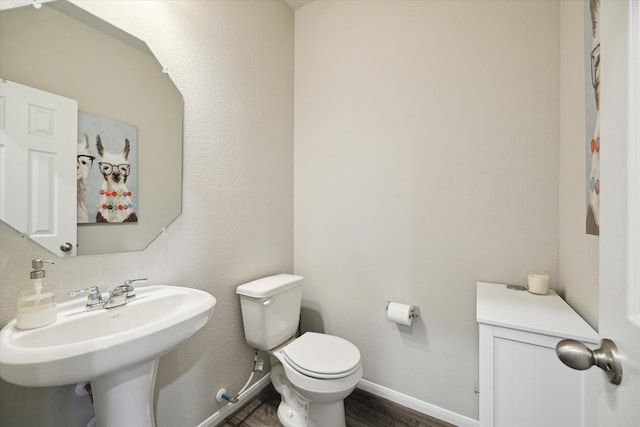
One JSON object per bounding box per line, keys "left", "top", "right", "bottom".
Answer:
{"left": 16, "top": 259, "right": 58, "bottom": 329}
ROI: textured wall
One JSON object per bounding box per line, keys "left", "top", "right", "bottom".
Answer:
{"left": 0, "top": 1, "right": 293, "bottom": 426}
{"left": 294, "top": 0, "right": 560, "bottom": 419}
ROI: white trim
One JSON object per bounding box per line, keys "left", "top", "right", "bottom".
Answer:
{"left": 357, "top": 379, "right": 479, "bottom": 427}
{"left": 196, "top": 374, "right": 478, "bottom": 427}
{"left": 196, "top": 373, "right": 272, "bottom": 427}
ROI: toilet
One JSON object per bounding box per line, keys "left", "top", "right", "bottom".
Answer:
{"left": 236, "top": 274, "right": 362, "bottom": 427}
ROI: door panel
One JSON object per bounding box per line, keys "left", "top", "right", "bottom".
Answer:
{"left": 598, "top": 0, "right": 640, "bottom": 425}
{"left": 0, "top": 79, "right": 77, "bottom": 257}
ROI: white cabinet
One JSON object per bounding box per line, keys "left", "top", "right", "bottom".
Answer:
{"left": 477, "top": 282, "right": 599, "bottom": 427}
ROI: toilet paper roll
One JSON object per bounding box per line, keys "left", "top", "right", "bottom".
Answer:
{"left": 387, "top": 302, "right": 413, "bottom": 326}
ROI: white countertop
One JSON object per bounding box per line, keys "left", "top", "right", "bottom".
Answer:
{"left": 476, "top": 282, "right": 599, "bottom": 343}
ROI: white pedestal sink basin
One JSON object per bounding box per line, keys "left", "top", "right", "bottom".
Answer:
{"left": 0, "top": 285, "right": 216, "bottom": 427}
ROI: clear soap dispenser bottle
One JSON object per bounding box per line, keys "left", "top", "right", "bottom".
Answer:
{"left": 16, "top": 259, "right": 58, "bottom": 329}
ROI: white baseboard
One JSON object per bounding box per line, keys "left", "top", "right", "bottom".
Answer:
{"left": 197, "top": 373, "right": 272, "bottom": 427}
{"left": 357, "top": 379, "right": 479, "bottom": 427}
{"left": 197, "top": 374, "right": 478, "bottom": 427}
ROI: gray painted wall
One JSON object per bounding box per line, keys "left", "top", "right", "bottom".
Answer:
{"left": 294, "top": 0, "right": 560, "bottom": 419}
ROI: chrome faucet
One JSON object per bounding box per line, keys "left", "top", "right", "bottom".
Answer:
{"left": 69, "top": 278, "right": 147, "bottom": 311}
{"left": 104, "top": 278, "right": 146, "bottom": 308}
{"left": 67, "top": 286, "right": 105, "bottom": 311}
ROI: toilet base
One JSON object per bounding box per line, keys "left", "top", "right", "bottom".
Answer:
{"left": 277, "top": 401, "right": 307, "bottom": 427}
{"left": 271, "top": 361, "right": 350, "bottom": 427}
{"left": 276, "top": 394, "right": 347, "bottom": 427}
{"left": 308, "top": 400, "right": 346, "bottom": 427}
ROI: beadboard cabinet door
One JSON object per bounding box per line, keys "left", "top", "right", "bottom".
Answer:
{"left": 477, "top": 282, "right": 599, "bottom": 427}
{"left": 479, "top": 324, "right": 598, "bottom": 427}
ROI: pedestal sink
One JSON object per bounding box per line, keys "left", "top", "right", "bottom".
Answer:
{"left": 0, "top": 285, "right": 216, "bottom": 427}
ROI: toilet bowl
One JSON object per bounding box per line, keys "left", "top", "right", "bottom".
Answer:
{"left": 236, "top": 275, "right": 362, "bottom": 427}
{"left": 272, "top": 333, "right": 363, "bottom": 427}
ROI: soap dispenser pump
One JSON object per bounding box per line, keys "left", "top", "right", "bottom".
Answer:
{"left": 16, "top": 259, "right": 58, "bottom": 329}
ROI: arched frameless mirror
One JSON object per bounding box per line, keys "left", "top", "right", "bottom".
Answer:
{"left": 0, "top": 0, "right": 183, "bottom": 256}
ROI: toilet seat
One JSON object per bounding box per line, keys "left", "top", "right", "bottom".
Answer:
{"left": 282, "top": 332, "right": 361, "bottom": 379}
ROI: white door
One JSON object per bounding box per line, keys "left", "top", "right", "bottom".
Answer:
{"left": 598, "top": 0, "right": 640, "bottom": 425}
{"left": 0, "top": 79, "right": 77, "bottom": 257}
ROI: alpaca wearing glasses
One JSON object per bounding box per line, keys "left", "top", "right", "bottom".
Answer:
{"left": 77, "top": 133, "right": 94, "bottom": 223}
{"left": 95, "top": 134, "right": 138, "bottom": 223}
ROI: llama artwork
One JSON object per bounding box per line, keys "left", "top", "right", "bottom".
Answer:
{"left": 77, "top": 133, "right": 94, "bottom": 223}
{"left": 585, "top": 0, "right": 600, "bottom": 235}
{"left": 78, "top": 112, "right": 138, "bottom": 224}
{"left": 95, "top": 135, "right": 138, "bottom": 223}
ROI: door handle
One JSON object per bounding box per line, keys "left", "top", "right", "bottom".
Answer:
{"left": 555, "top": 338, "right": 622, "bottom": 385}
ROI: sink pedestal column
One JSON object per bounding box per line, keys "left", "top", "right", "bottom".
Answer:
{"left": 91, "top": 359, "right": 159, "bottom": 427}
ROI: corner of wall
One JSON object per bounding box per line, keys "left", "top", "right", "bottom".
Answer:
{"left": 558, "top": 0, "right": 599, "bottom": 330}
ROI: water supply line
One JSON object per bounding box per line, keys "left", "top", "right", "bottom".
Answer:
{"left": 219, "top": 350, "right": 263, "bottom": 404}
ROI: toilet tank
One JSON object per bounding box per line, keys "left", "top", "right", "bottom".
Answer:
{"left": 236, "top": 274, "right": 303, "bottom": 350}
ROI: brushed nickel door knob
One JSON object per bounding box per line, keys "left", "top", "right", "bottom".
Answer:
{"left": 556, "top": 338, "right": 622, "bottom": 385}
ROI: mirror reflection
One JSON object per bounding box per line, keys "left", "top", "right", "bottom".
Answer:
{"left": 0, "top": 0, "right": 183, "bottom": 256}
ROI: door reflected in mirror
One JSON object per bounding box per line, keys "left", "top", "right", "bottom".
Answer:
{"left": 0, "top": 0, "right": 183, "bottom": 256}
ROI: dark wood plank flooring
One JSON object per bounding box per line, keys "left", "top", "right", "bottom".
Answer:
{"left": 221, "top": 383, "right": 456, "bottom": 427}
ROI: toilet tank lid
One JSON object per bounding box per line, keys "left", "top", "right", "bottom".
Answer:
{"left": 236, "top": 274, "right": 303, "bottom": 298}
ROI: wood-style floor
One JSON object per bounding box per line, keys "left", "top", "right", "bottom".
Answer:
{"left": 221, "top": 383, "right": 456, "bottom": 427}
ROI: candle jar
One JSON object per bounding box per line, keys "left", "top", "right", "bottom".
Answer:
{"left": 528, "top": 274, "right": 549, "bottom": 295}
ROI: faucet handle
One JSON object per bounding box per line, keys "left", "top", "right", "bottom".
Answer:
{"left": 68, "top": 285, "right": 101, "bottom": 298}
{"left": 111, "top": 278, "right": 146, "bottom": 298}
{"left": 124, "top": 278, "right": 147, "bottom": 287}
{"left": 68, "top": 286, "right": 104, "bottom": 309}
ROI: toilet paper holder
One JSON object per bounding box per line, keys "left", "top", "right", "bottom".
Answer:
{"left": 385, "top": 301, "right": 420, "bottom": 319}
